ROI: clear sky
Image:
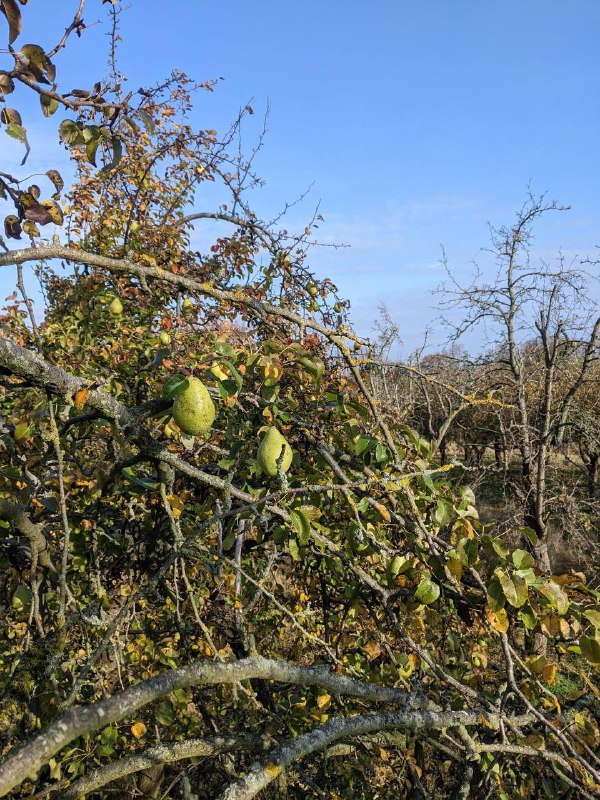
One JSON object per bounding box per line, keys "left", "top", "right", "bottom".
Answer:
{"left": 2, "top": 0, "right": 599, "bottom": 352}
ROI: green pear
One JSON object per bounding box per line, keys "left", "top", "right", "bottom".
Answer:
{"left": 256, "top": 426, "right": 293, "bottom": 477}
{"left": 172, "top": 377, "right": 215, "bottom": 435}
{"left": 182, "top": 297, "right": 193, "bottom": 313}
{"left": 109, "top": 297, "right": 123, "bottom": 316}
{"left": 159, "top": 331, "right": 171, "bottom": 346}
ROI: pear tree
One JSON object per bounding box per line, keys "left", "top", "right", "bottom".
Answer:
{"left": 0, "top": 3, "right": 598, "bottom": 800}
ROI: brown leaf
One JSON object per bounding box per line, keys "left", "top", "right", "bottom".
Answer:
{"left": 1, "top": 0, "right": 22, "bottom": 45}
{"left": 0, "top": 73, "right": 15, "bottom": 95}
{"left": 4, "top": 214, "right": 21, "bottom": 239}
{"left": 23, "top": 202, "right": 53, "bottom": 225}
{"left": 1, "top": 107, "right": 22, "bottom": 125}
{"left": 46, "top": 170, "right": 64, "bottom": 199}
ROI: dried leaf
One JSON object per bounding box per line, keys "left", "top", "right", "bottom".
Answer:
{"left": 74, "top": 388, "right": 89, "bottom": 412}
{"left": 0, "top": 73, "right": 15, "bottom": 95}
{"left": 1, "top": 107, "right": 22, "bottom": 125}
{"left": 1, "top": 0, "right": 22, "bottom": 45}
{"left": 372, "top": 501, "right": 391, "bottom": 523}
{"left": 4, "top": 214, "right": 21, "bottom": 239}
{"left": 46, "top": 169, "right": 64, "bottom": 198}
{"left": 40, "top": 199, "right": 64, "bottom": 225}
{"left": 23, "top": 202, "right": 53, "bottom": 225}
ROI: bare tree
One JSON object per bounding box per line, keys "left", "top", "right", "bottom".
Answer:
{"left": 440, "top": 193, "right": 600, "bottom": 574}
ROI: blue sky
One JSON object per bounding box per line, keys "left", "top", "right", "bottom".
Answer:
{"left": 2, "top": 0, "right": 599, "bottom": 351}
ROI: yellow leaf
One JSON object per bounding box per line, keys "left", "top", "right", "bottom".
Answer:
{"left": 486, "top": 607, "right": 509, "bottom": 633}
{"left": 379, "top": 747, "right": 388, "bottom": 761}
{"left": 131, "top": 722, "right": 147, "bottom": 739}
{"left": 373, "top": 502, "right": 391, "bottom": 523}
{"left": 166, "top": 494, "right": 184, "bottom": 519}
{"left": 542, "top": 663, "right": 557, "bottom": 685}
{"left": 316, "top": 693, "right": 331, "bottom": 710}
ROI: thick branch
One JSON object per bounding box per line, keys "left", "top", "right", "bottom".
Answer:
{"left": 59, "top": 734, "right": 270, "bottom": 799}
{"left": 0, "top": 655, "right": 416, "bottom": 797}
{"left": 216, "top": 708, "right": 534, "bottom": 800}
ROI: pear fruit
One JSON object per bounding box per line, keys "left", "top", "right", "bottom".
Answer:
{"left": 109, "top": 297, "right": 123, "bottom": 316}
{"left": 182, "top": 297, "right": 193, "bottom": 313}
{"left": 256, "top": 426, "right": 293, "bottom": 477}
{"left": 159, "top": 331, "right": 171, "bottom": 346}
{"left": 172, "top": 377, "right": 215, "bottom": 436}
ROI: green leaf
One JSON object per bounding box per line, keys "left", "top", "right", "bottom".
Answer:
{"left": 99, "top": 136, "right": 123, "bottom": 174}
{"left": 518, "top": 604, "right": 538, "bottom": 630}
{"left": 288, "top": 537, "right": 301, "bottom": 561}
{"left": 457, "top": 537, "right": 478, "bottom": 567}
{"left": 584, "top": 610, "right": 600, "bottom": 630}
{"left": 512, "top": 549, "right": 534, "bottom": 570}
{"left": 290, "top": 509, "right": 311, "bottom": 546}
{"left": 297, "top": 356, "right": 325, "bottom": 383}
{"left": 375, "top": 442, "right": 389, "bottom": 464}
{"left": 491, "top": 539, "right": 510, "bottom": 561}
{"left": 537, "top": 580, "right": 569, "bottom": 615}
{"left": 579, "top": 635, "right": 600, "bottom": 665}
{"left": 100, "top": 725, "right": 117, "bottom": 745}
{"left": 496, "top": 569, "right": 518, "bottom": 607}
{"left": 460, "top": 486, "right": 476, "bottom": 506}
{"left": 214, "top": 341, "right": 236, "bottom": 357}
{"left": 521, "top": 527, "right": 539, "bottom": 546}
{"left": 355, "top": 435, "right": 376, "bottom": 456}
{"left": 154, "top": 699, "right": 174, "bottom": 725}
{"left": 58, "top": 119, "right": 84, "bottom": 145}
{"left": 414, "top": 574, "right": 440, "bottom": 605}
{"left": 514, "top": 567, "right": 539, "bottom": 586}
{"left": 40, "top": 93, "right": 58, "bottom": 117}
{"left": 82, "top": 125, "right": 102, "bottom": 165}
{"left": 13, "top": 421, "right": 33, "bottom": 441}
{"left": 486, "top": 576, "right": 505, "bottom": 611}
{"left": 5, "top": 122, "right": 26, "bottom": 143}
{"left": 511, "top": 572, "right": 529, "bottom": 608}
{"left": 220, "top": 360, "right": 243, "bottom": 391}
{"left": 434, "top": 498, "right": 453, "bottom": 527}
{"left": 162, "top": 375, "right": 189, "bottom": 401}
